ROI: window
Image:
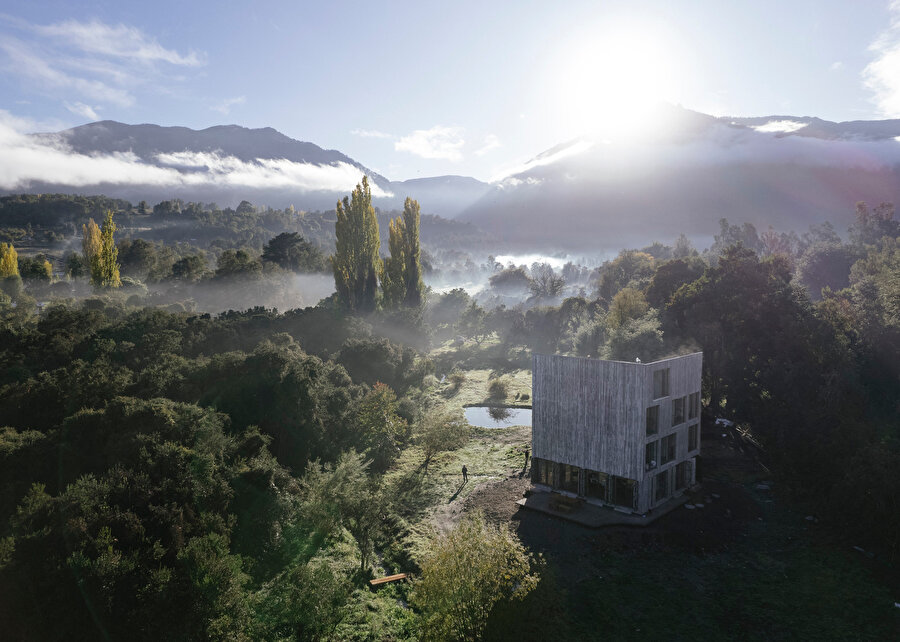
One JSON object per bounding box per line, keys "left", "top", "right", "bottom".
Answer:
{"left": 532, "top": 458, "right": 555, "bottom": 486}
{"left": 672, "top": 396, "right": 685, "bottom": 426}
{"left": 645, "top": 440, "right": 659, "bottom": 470}
{"left": 688, "top": 392, "right": 700, "bottom": 420}
{"left": 653, "top": 368, "right": 670, "bottom": 398}
{"left": 655, "top": 469, "right": 669, "bottom": 501}
{"left": 675, "top": 460, "right": 692, "bottom": 490}
{"left": 688, "top": 423, "right": 698, "bottom": 452}
{"left": 585, "top": 470, "right": 608, "bottom": 501}
{"left": 661, "top": 433, "right": 677, "bottom": 464}
{"left": 610, "top": 476, "right": 636, "bottom": 509}
{"left": 559, "top": 464, "right": 580, "bottom": 494}
{"left": 646, "top": 405, "right": 659, "bottom": 436}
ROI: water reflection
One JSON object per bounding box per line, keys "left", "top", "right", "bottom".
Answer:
{"left": 464, "top": 405, "right": 532, "bottom": 428}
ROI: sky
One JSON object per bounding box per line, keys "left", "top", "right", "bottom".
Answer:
{"left": 2, "top": 0, "right": 900, "bottom": 183}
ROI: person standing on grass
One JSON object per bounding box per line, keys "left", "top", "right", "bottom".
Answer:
{"left": 462, "top": 465, "right": 468, "bottom": 483}
{"left": 524, "top": 446, "right": 530, "bottom": 469}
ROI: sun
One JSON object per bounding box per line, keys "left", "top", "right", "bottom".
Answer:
{"left": 552, "top": 25, "right": 683, "bottom": 140}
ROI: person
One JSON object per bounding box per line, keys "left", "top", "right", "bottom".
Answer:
{"left": 462, "top": 465, "right": 468, "bottom": 482}
{"left": 523, "top": 446, "right": 530, "bottom": 469}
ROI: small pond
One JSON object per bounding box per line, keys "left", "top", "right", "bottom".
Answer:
{"left": 464, "top": 405, "right": 532, "bottom": 429}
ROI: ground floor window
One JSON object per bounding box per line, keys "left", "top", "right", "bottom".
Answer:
{"left": 610, "top": 476, "right": 636, "bottom": 509}
{"left": 585, "top": 470, "right": 608, "bottom": 500}
{"left": 559, "top": 463, "right": 581, "bottom": 494}
{"left": 531, "top": 458, "right": 555, "bottom": 487}
{"left": 655, "top": 469, "right": 670, "bottom": 501}
{"left": 675, "top": 460, "right": 693, "bottom": 490}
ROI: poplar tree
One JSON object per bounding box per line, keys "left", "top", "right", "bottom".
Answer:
{"left": 82, "top": 211, "right": 121, "bottom": 287}
{"left": 333, "top": 176, "right": 380, "bottom": 313}
{"left": 381, "top": 197, "right": 424, "bottom": 309}
{"left": 0, "top": 243, "right": 19, "bottom": 277}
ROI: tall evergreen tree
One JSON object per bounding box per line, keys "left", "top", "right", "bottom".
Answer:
{"left": 82, "top": 217, "right": 102, "bottom": 284}
{"left": 381, "top": 197, "right": 424, "bottom": 309}
{"left": 333, "top": 177, "right": 380, "bottom": 313}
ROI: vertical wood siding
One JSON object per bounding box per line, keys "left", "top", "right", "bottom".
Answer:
{"left": 533, "top": 352, "right": 702, "bottom": 512}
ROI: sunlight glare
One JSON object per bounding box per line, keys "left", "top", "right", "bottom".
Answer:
{"left": 553, "top": 26, "right": 682, "bottom": 140}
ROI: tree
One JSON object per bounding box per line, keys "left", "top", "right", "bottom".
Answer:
{"left": 98, "top": 210, "right": 121, "bottom": 287}
{"left": 215, "top": 249, "right": 262, "bottom": 280}
{"left": 528, "top": 263, "right": 565, "bottom": 301}
{"left": 352, "top": 383, "right": 409, "bottom": 472}
{"left": 381, "top": 197, "right": 425, "bottom": 309}
{"left": 607, "top": 287, "right": 649, "bottom": 329}
{"left": 0, "top": 243, "right": 18, "bottom": 277}
{"left": 417, "top": 410, "right": 469, "bottom": 470}
{"left": 410, "top": 512, "right": 541, "bottom": 642}
{"left": 849, "top": 201, "right": 899, "bottom": 247}
{"left": 333, "top": 176, "right": 381, "bottom": 313}
{"left": 82, "top": 212, "right": 120, "bottom": 288}
{"left": 170, "top": 255, "right": 210, "bottom": 283}
{"left": 262, "top": 232, "right": 327, "bottom": 273}
{"left": 489, "top": 266, "right": 531, "bottom": 293}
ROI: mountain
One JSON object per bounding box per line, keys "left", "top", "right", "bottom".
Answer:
{"left": 459, "top": 105, "right": 900, "bottom": 250}
{"left": 8, "top": 121, "right": 489, "bottom": 216}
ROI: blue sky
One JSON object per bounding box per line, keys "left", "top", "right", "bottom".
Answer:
{"left": 2, "top": 0, "right": 900, "bottom": 182}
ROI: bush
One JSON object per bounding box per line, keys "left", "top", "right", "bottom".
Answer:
{"left": 487, "top": 378, "right": 508, "bottom": 402}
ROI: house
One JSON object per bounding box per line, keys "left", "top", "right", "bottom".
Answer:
{"left": 530, "top": 352, "right": 702, "bottom": 514}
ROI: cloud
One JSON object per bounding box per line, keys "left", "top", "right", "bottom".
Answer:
{"left": 210, "top": 96, "right": 246, "bottom": 115}
{"left": 864, "top": 1, "right": 900, "bottom": 117}
{"left": 350, "top": 128, "right": 393, "bottom": 139}
{"left": 0, "top": 17, "right": 205, "bottom": 112}
{"left": 752, "top": 120, "right": 807, "bottom": 133}
{"left": 474, "top": 134, "right": 501, "bottom": 156}
{"left": 64, "top": 101, "right": 99, "bottom": 120}
{"left": 0, "top": 112, "right": 393, "bottom": 197}
{"left": 33, "top": 19, "right": 203, "bottom": 66}
{"left": 830, "top": 61, "right": 844, "bottom": 72}
{"left": 395, "top": 125, "right": 465, "bottom": 161}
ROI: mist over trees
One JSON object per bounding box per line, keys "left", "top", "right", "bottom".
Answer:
{"left": 0, "top": 185, "right": 898, "bottom": 638}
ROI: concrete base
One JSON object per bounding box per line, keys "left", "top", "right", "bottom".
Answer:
{"left": 516, "top": 489, "right": 691, "bottom": 527}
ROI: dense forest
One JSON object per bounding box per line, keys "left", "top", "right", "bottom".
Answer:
{"left": 0, "top": 186, "right": 898, "bottom": 640}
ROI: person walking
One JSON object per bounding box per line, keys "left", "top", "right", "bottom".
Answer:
{"left": 462, "top": 465, "right": 468, "bottom": 483}
{"left": 523, "top": 446, "right": 530, "bottom": 470}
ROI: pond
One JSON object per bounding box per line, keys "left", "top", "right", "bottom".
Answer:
{"left": 464, "top": 405, "right": 532, "bottom": 429}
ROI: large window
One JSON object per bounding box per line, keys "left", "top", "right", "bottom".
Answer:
{"left": 688, "top": 392, "right": 700, "bottom": 420}
{"left": 653, "top": 368, "right": 670, "bottom": 398}
{"left": 585, "top": 470, "right": 608, "bottom": 501}
{"left": 645, "top": 440, "right": 658, "bottom": 470}
{"left": 661, "top": 433, "right": 677, "bottom": 464}
{"left": 559, "top": 464, "right": 580, "bottom": 494}
{"left": 532, "top": 458, "right": 555, "bottom": 486}
{"left": 688, "top": 423, "right": 699, "bottom": 452}
{"left": 610, "top": 476, "right": 636, "bottom": 509}
{"left": 675, "top": 460, "right": 692, "bottom": 490}
{"left": 672, "top": 397, "right": 685, "bottom": 426}
{"left": 655, "top": 469, "right": 670, "bottom": 501}
{"left": 646, "top": 405, "right": 659, "bottom": 436}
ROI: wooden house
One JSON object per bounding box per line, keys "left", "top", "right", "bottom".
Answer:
{"left": 531, "top": 352, "right": 702, "bottom": 514}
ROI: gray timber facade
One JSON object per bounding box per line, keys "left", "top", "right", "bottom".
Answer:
{"left": 531, "top": 352, "right": 703, "bottom": 514}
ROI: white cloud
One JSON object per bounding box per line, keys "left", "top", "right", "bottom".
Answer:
{"left": 350, "top": 128, "right": 392, "bottom": 139}
{"left": 210, "top": 96, "right": 246, "bottom": 115}
{"left": 474, "top": 134, "right": 501, "bottom": 156}
{"left": 752, "top": 120, "right": 808, "bottom": 133}
{"left": 0, "top": 17, "right": 205, "bottom": 113}
{"left": 0, "top": 114, "right": 392, "bottom": 196}
{"left": 830, "top": 61, "right": 844, "bottom": 72}
{"left": 33, "top": 19, "right": 204, "bottom": 66}
{"left": 864, "top": 1, "right": 900, "bottom": 117}
{"left": 64, "top": 101, "right": 99, "bottom": 120}
{"left": 395, "top": 125, "right": 465, "bottom": 161}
